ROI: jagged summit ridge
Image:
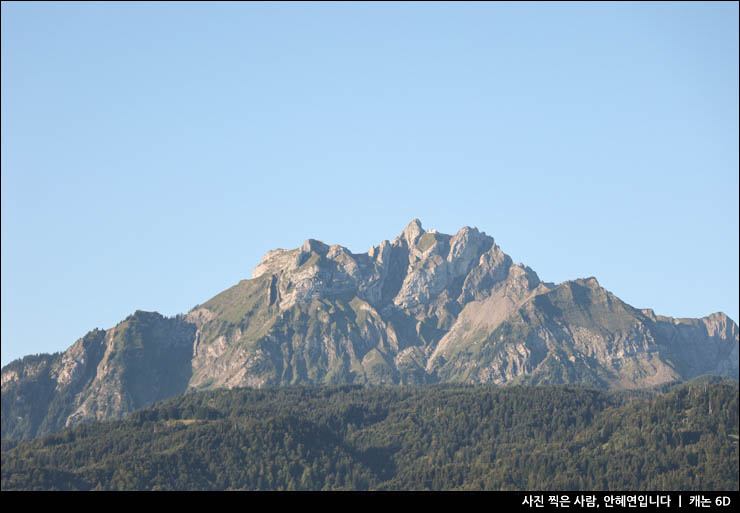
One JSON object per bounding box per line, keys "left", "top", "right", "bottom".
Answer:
{"left": 2, "top": 219, "right": 738, "bottom": 440}
{"left": 250, "top": 219, "right": 504, "bottom": 312}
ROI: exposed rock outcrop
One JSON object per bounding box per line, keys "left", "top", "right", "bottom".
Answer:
{"left": 3, "top": 220, "right": 737, "bottom": 439}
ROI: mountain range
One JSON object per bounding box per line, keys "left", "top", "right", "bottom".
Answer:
{"left": 2, "top": 219, "right": 737, "bottom": 440}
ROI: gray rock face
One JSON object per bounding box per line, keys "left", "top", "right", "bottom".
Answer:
{"left": 3, "top": 219, "right": 738, "bottom": 439}
{"left": 2, "top": 312, "right": 194, "bottom": 440}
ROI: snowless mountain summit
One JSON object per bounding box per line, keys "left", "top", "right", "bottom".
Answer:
{"left": 2, "top": 219, "right": 737, "bottom": 439}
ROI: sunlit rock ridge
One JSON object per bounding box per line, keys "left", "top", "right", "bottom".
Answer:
{"left": 2, "top": 219, "right": 737, "bottom": 439}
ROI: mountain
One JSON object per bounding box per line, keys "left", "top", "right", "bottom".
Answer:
{"left": 2, "top": 219, "right": 738, "bottom": 439}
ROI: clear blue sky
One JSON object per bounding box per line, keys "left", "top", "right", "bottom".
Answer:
{"left": 2, "top": 2, "right": 738, "bottom": 366}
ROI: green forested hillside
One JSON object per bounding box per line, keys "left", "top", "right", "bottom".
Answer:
{"left": 2, "top": 379, "right": 737, "bottom": 491}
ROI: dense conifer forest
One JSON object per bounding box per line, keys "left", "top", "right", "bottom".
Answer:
{"left": 2, "top": 379, "right": 738, "bottom": 491}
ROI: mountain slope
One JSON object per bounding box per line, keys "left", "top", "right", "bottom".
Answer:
{"left": 2, "top": 219, "right": 738, "bottom": 439}
{"left": 2, "top": 312, "right": 194, "bottom": 440}
{"left": 3, "top": 381, "right": 738, "bottom": 490}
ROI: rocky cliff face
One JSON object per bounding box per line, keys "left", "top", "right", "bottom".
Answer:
{"left": 3, "top": 219, "right": 738, "bottom": 439}
{"left": 2, "top": 312, "right": 194, "bottom": 440}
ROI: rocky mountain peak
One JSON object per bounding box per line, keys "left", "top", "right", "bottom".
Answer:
{"left": 3, "top": 220, "right": 737, "bottom": 441}
{"left": 399, "top": 218, "right": 424, "bottom": 247}
{"left": 300, "top": 238, "right": 330, "bottom": 256}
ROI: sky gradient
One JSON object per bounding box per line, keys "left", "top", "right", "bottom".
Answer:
{"left": 2, "top": 1, "right": 738, "bottom": 366}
